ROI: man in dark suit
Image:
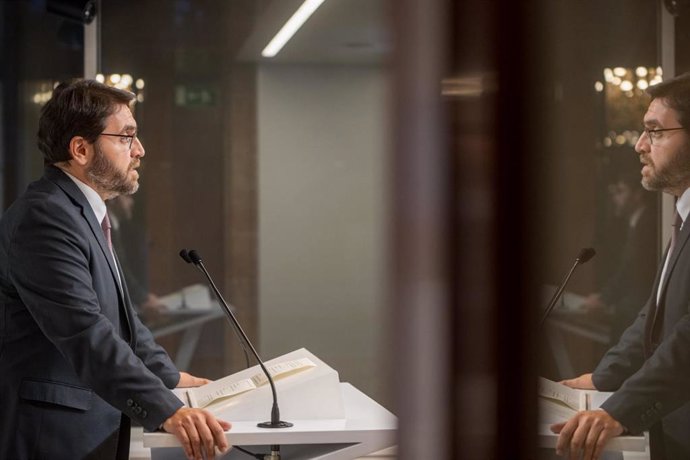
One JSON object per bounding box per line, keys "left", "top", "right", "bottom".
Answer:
{"left": 0, "top": 80, "right": 230, "bottom": 460}
{"left": 551, "top": 72, "right": 690, "bottom": 460}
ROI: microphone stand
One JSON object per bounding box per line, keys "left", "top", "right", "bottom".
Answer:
{"left": 180, "top": 249, "right": 291, "bottom": 459}
{"left": 540, "top": 248, "right": 596, "bottom": 326}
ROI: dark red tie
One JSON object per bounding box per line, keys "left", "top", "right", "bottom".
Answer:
{"left": 101, "top": 213, "right": 113, "bottom": 252}
{"left": 671, "top": 210, "right": 682, "bottom": 254}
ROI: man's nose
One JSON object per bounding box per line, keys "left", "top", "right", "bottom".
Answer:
{"left": 634, "top": 131, "right": 650, "bottom": 154}
{"left": 131, "top": 136, "right": 145, "bottom": 157}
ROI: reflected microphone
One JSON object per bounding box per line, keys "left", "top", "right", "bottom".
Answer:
{"left": 540, "top": 247, "right": 596, "bottom": 326}
{"left": 179, "top": 249, "right": 292, "bottom": 432}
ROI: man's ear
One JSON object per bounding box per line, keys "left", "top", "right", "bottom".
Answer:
{"left": 68, "top": 136, "right": 92, "bottom": 166}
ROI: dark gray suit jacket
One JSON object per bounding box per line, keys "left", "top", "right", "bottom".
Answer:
{"left": 593, "top": 213, "right": 690, "bottom": 459}
{"left": 0, "top": 167, "right": 183, "bottom": 459}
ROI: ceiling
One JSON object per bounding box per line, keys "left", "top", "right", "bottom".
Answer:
{"left": 238, "top": 0, "right": 390, "bottom": 64}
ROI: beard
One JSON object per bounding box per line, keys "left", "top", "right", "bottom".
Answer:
{"left": 641, "top": 143, "right": 690, "bottom": 193}
{"left": 86, "top": 144, "right": 140, "bottom": 198}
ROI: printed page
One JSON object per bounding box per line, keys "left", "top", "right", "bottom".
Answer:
{"left": 188, "top": 378, "right": 257, "bottom": 409}
{"left": 539, "top": 397, "right": 576, "bottom": 424}
{"left": 250, "top": 357, "right": 317, "bottom": 387}
{"left": 186, "top": 357, "right": 317, "bottom": 408}
{"left": 538, "top": 377, "right": 585, "bottom": 411}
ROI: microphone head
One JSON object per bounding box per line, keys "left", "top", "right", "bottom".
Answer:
{"left": 577, "top": 247, "right": 596, "bottom": 264}
{"left": 188, "top": 249, "right": 202, "bottom": 265}
{"left": 179, "top": 249, "right": 192, "bottom": 264}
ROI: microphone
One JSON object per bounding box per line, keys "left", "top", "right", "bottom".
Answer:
{"left": 179, "top": 249, "right": 293, "bottom": 430}
{"left": 540, "top": 247, "right": 596, "bottom": 326}
{"left": 179, "top": 249, "right": 193, "bottom": 264}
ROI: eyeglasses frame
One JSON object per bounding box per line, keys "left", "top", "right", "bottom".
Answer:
{"left": 642, "top": 126, "right": 685, "bottom": 145}
{"left": 99, "top": 132, "right": 137, "bottom": 150}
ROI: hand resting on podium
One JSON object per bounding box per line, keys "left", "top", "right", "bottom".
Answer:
{"left": 163, "top": 371, "right": 233, "bottom": 460}
{"left": 178, "top": 371, "right": 212, "bottom": 388}
{"left": 560, "top": 373, "right": 595, "bottom": 390}
{"left": 549, "top": 373, "right": 625, "bottom": 460}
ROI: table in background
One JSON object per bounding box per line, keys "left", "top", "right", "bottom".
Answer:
{"left": 148, "top": 309, "right": 225, "bottom": 370}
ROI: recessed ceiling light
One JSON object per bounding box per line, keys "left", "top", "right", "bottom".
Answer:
{"left": 262, "top": 0, "right": 326, "bottom": 58}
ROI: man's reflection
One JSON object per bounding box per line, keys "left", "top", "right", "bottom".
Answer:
{"left": 581, "top": 166, "right": 657, "bottom": 344}
{"left": 107, "top": 195, "right": 166, "bottom": 317}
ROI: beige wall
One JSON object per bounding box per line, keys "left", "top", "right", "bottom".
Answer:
{"left": 257, "top": 64, "right": 390, "bottom": 407}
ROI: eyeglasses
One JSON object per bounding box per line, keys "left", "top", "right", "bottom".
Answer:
{"left": 642, "top": 127, "right": 685, "bottom": 145}
{"left": 100, "top": 132, "right": 137, "bottom": 150}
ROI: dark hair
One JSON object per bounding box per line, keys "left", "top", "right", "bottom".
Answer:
{"left": 37, "top": 79, "right": 135, "bottom": 165}
{"left": 646, "top": 72, "right": 690, "bottom": 129}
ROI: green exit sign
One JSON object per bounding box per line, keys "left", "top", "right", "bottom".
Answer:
{"left": 175, "top": 85, "right": 217, "bottom": 107}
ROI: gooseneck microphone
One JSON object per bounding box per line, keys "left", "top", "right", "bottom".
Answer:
{"left": 540, "top": 247, "right": 596, "bottom": 326}
{"left": 180, "top": 251, "right": 251, "bottom": 368}
{"left": 179, "top": 249, "right": 293, "bottom": 431}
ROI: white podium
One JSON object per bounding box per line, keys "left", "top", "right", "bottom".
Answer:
{"left": 144, "top": 349, "right": 397, "bottom": 460}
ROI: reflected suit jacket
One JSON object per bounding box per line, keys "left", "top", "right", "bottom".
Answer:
{"left": 0, "top": 166, "right": 183, "bottom": 459}
{"left": 593, "top": 212, "right": 690, "bottom": 460}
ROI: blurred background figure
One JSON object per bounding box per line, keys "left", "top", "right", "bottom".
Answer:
{"left": 107, "top": 195, "right": 166, "bottom": 316}
{"left": 581, "top": 158, "right": 658, "bottom": 345}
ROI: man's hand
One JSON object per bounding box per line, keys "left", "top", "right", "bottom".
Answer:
{"left": 163, "top": 407, "right": 232, "bottom": 460}
{"left": 177, "top": 372, "right": 211, "bottom": 388}
{"left": 551, "top": 409, "right": 624, "bottom": 460}
{"left": 560, "top": 373, "right": 596, "bottom": 390}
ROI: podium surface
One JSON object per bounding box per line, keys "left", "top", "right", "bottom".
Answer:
{"left": 144, "top": 383, "right": 397, "bottom": 460}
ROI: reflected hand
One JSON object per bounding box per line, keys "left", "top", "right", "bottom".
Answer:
{"left": 141, "top": 293, "right": 167, "bottom": 313}
{"left": 163, "top": 407, "right": 232, "bottom": 460}
{"left": 560, "top": 373, "right": 595, "bottom": 390}
{"left": 551, "top": 409, "right": 623, "bottom": 460}
{"left": 177, "top": 372, "right": 211, "bottom": 388}
{"left": 580, "top": 293, "right": 606, "bottom": 313}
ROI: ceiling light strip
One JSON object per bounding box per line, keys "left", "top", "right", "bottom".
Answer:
{"left": 262, "top": 0, "right": 326, "bottom": 58}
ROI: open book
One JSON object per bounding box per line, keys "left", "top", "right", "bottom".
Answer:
{"left": 538, "top": 377, "right": 612, "bottom": 422}
{"left": 176, "top": 357, "right": 316, "bottom": 410}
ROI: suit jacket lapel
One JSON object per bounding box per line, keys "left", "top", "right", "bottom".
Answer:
{"left": 644, "top": 245, "right": 666, "bottom": 357}
{"left": 113, "top": 250, "right": 136, "bottom": 350}
{"left": 645, "top": 218, "right": 690, "bottom": 354}
{"left": 43, "top": 167, "right": 134, "bottom": 344}
{"left": 45, "top": 167, "right": 122, "bottom": 286}
{"left": 659, "top": 218, "right": 690, "bottom": 300}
